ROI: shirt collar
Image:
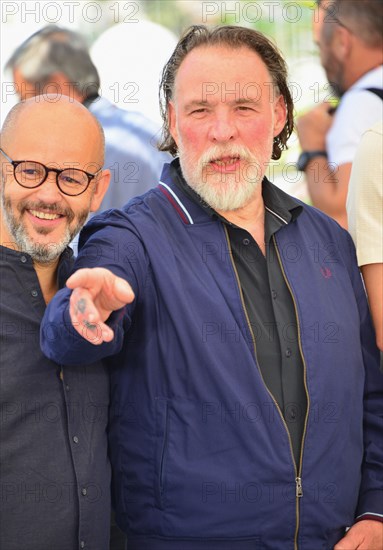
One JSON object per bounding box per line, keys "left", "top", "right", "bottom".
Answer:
{"left": 349, "top": 65, "right": 383, "bottom": 92}
{"left": 0, "top": 245, "right": 74, "bottom": 289}
{"left": 169, "top": 157, "right": 302, "bottom": 236}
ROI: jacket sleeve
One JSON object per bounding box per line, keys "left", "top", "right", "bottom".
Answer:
{"left": 341, "top": 230, "right": 383, "bottom": 522}
{"left": 41, "top": 221, "right": 148, "bottom": 366}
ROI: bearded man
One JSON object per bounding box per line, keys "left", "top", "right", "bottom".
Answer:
{"left": 42, "top": 26, "right": 383, "bottom": 550}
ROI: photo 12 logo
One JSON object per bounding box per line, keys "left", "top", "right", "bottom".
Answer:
{"left": 201, "top": 1, "right": 312, "bottom": 25}
{"left": 1, "top": 1, "right": 140, "bottom": 24}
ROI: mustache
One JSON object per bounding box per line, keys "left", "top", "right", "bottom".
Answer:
{"left": 199, "top": 145, "right": 257, "bottom": 166}
{"left": 18, "top": 200, "right": 75, "bottom": 221}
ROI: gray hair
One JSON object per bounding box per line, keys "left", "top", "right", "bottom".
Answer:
{"left": 158, "top": 25, "right": 294, "bottom": 161}
{"left": 6, "top": 25, "right": 100, "bottom": 99}
{"left": 319, "top": 0, "right": 383, "bottom": 47}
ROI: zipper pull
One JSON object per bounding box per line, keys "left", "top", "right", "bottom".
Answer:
{"left": 296, "top": 477, "right": 303, "bottom": 498}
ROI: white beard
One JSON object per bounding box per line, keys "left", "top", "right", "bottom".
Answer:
{"left": 178, "top": 143, "right": 270, "bottom": 211}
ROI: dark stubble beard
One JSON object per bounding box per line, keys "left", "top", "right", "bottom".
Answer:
{"left": 1, "top": 190, "right": 89, "bottom": 264}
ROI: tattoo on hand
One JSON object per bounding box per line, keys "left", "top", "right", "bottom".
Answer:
{"left": 76, "top": 298, "right": 87, "bottom": 314}
{"left": 73, "top": 297, "right": 96, "bottom": 330}
{"left": 83, "top": 320, "right": 97, "bottom": 330}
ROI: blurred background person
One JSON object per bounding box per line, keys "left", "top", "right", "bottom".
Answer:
{"left": 347, "top": 122, "right": 383, "bottom": 366}
{"left": 5, "top": 25, "right": 171, "bottom": 214}
{"left": 296, "top": 0, "right": 383, "bottom": 228}
{"left": 90, "top": 19, "right": 178, "bottom": 125}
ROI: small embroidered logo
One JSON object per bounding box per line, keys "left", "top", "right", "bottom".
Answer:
{"left": 321, "top": 267, "right": 332, "bottom": 279}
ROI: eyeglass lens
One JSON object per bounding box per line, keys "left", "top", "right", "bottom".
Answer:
{"left": 15, "top": 162, "right": 89, "bottom": 195}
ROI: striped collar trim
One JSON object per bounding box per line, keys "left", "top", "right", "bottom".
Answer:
{"left": 158, "top": 182, "right": 194, "bottom": 225}
{"left": 158, "top": 182, "right": 291, "bottom": 227}
{"left": 265, "top": 206, "right": 289, "bottom": 225}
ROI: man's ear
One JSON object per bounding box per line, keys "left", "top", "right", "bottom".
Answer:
{"left": 90, "top": 169, "right": 110, "bottom": 212}
{"left": 273, "top": 95, "right": 287, "bottom": 138}
{"left": 168, "top": 101, "right": 179, "bottom": 145}
{"left": 332, "top": 26, "right": 352, "bottom": 62}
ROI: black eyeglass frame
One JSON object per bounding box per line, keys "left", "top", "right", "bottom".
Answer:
{"left": 0, "top": 148, "right": 101, "bottom": 196}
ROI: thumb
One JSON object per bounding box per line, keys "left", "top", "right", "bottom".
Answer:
{"left": 97, "top": 272, "right": 135, "bottom": 312}
{"left": 113, "top": 276, "right": 135, "bottom": 304}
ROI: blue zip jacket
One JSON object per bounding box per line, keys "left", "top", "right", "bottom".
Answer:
{"left": 42, "top": 163, "right": 383, "bottom": 550}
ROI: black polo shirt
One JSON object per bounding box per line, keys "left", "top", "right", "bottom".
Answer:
{"left": 172, "top": 160, "right": 307, "bottom": 468}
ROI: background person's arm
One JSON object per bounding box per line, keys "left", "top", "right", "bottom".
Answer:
{"left": 361, "top": 263, "right": 383, "bottom": 353}
{"left": 304, "top": 155, "right": 350, "bottom": 228}
{"left": 296, "top": 102, "right": 349, "bottom": 228}
{"left": 347, "top": 123, "right": 383, "bottom": 356}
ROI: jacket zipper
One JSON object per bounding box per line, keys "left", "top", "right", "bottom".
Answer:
{"left": 273, "top": 234, "right": 310, "bottom": 550}
{"left": 223, "top": 226, "right": 309, "bottom": 550}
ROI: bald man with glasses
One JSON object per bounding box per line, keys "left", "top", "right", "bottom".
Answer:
{"left": 0, "top": 96, "right": 111, "bottom": 550}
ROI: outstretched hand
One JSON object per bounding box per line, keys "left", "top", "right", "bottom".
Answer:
{"left": 67, "top": 267, "right": 135, "bottom": 345}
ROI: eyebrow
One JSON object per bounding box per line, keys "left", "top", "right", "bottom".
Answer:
{"left": 183, "top": 100, "right": 210, "bottom": 111}
{"left": 183, "top": 97, "right": 261, "bottom": 111}
{"left": 232, "top": 98, "right": 260, "bottom": 105}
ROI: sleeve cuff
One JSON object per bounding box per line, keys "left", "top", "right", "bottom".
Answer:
{"left": 356, "top": 513, "right": 383, "bottom": 524}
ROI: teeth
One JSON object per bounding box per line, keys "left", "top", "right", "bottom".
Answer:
{"left": 213, "top": 157, "right": 239, "bottom": 166}
{"left": 30, "top": 209, "right": 61, "bottom": 220}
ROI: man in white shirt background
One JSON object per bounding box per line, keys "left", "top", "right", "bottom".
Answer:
{"left": 296, "top": 0, "right": 383, "bottom": 228}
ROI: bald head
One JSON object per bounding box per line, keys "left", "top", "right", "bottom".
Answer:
{"left": 1, "top": 95, "right": 105, "bottom": 168}
{"left": 0, "top": 95, "right": 110, "bottom": 264}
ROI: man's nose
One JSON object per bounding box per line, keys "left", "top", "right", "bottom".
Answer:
{"left": 34, "top": 171, "right": 63, "bottom": 202}
{"left": 208, "top": 113, "right": 238, "bottom": 143}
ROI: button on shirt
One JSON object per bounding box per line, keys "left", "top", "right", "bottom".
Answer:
{"left": 172, "top": 163, "right": 308, "bottom": 467}
{"left": 0, "top": 246, "right": 111, "bottom": 550}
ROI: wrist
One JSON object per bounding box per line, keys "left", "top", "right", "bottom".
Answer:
{"left": 297, "top": 150, "right": 327, "bottom": 172}
{"left": 355, "top": 514, "right": 383, "bottom": 524}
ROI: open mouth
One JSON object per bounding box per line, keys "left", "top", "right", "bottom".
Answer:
{"left": 29, "top": 209, "right": 63, "bottom": 221}
{"left": 209, "top": 156, "right": 241, "bottom": 171}
{"left": 211, "top": 156, "right": 240, "bottom": 165}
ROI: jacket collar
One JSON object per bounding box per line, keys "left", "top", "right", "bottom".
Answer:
{"left": 158, "top": 158, "right": 303, "bottom": 228}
